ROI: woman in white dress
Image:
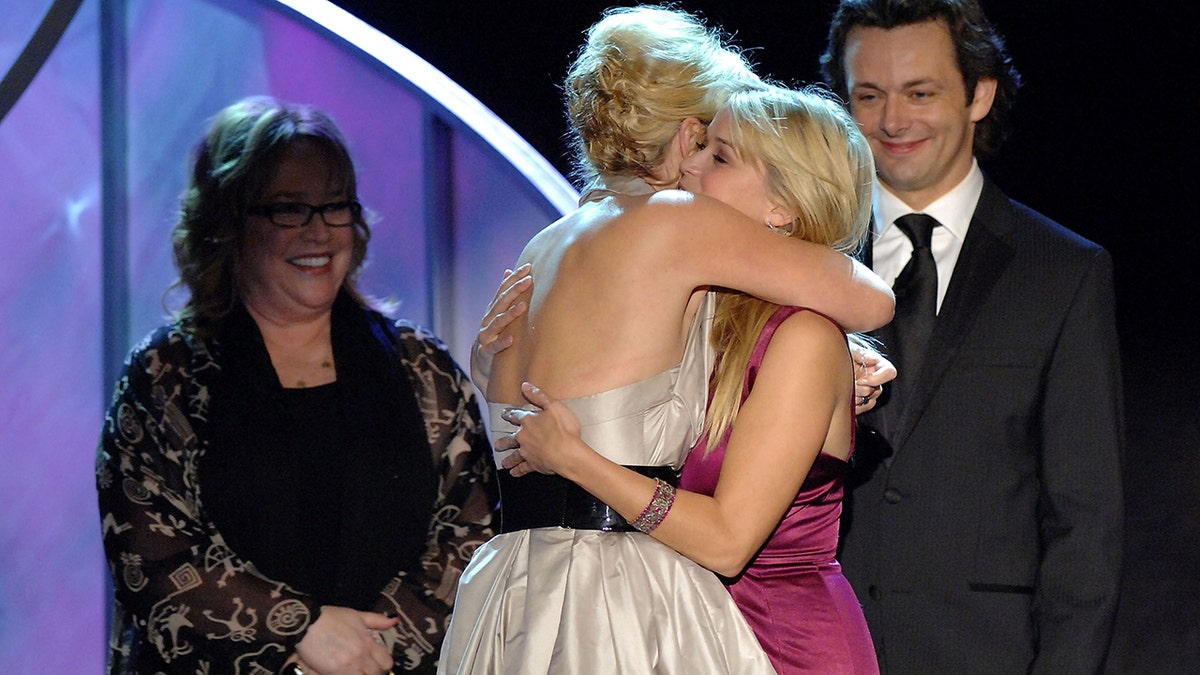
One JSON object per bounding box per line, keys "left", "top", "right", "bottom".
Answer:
{"left": 438, "top": 7, "right": 894, "bottom": 674}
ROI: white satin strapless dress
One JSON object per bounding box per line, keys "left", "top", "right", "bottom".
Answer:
{"left": 438, "top": 294, "right": 774, "bottom": 674}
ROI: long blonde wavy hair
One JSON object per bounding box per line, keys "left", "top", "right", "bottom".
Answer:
{"left": 703, "top": 86, "right": 875, "bottom": 448}
{"left": 564, "top": 6, "right": 759, "bottom": 188}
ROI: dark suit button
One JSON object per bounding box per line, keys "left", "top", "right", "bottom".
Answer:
{"left": 868, "top": 584, "right": 881, "bottom": 601}
{"left": 883, "top": 487, "right": 903, "bottom": 504}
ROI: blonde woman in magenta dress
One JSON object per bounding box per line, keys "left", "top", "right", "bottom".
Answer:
{"left": 501, "top": 87, "right": 882, "bottom": 674}
{"left": 438, "top": 8, "right": 893, "bottom": 674}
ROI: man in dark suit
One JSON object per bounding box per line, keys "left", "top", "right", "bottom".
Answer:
{"left": 819, "top": 1, "right": 1124, "bottom": 672}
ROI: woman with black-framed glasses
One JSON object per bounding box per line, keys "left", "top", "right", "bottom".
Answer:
{"left": 96, "top": 95, "right": 498, "bottom": 675}
{"left": 245, "top": 199, "right": 362, "bottom": 229}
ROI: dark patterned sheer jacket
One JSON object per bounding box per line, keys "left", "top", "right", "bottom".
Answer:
{"left": 97, "top": 294, "right": 498, "bottom": 674}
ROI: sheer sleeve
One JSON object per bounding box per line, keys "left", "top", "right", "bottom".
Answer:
{"left": 96, "top": 326, "right": 319, "bottom": 674}
{"left": 370, "top": 321, "right": 499, "bottom": 673}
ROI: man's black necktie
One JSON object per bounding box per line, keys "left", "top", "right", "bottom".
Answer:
{"left": 888, "top": 213, "right": 941, "bottom": 415}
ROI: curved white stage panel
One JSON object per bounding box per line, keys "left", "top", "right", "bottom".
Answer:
{"left": 0, "top": 1, "right": 575, "bottom": 671}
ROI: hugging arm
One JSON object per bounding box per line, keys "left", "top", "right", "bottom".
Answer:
{"left": 505, "top": 311, "right": 851, "bottom": 577}
{"left": 646, "top": 192, "right": 894, "bottom": 333}
{"left": 470, "top": 264, "right": 533, "bottom": 392}
{"left": 470, "top": 196, "right": 894, "bottom": 390}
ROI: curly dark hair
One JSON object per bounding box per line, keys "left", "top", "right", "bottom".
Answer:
{"left": 819, "top": 0, "right": 1022, "bottom": 157}
{"left": 170, "top": 96, "right": 371, "bottom": 330}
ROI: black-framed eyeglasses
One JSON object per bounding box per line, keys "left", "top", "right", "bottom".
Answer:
{"left": 247, "top": 200, "right": 361, "bottom": 229}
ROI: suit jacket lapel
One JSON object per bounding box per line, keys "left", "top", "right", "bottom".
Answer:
{"left": 890, "top": 178, "right": 1016, "bottom": 450}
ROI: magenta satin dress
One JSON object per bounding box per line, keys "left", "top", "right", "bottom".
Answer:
{"left": 681, "top": 306, "right": 879, "bottom": 675}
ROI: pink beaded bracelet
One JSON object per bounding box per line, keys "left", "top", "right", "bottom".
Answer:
{"left": 630, "top": 478, "right": 676, "bottom": 534}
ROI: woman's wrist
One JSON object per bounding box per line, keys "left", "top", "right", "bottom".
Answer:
{"left": 554, "top": 436, "right": 594, "bottom": 483}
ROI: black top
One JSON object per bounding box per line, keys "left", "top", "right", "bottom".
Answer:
{"left": 200, "top": 296, "right": 439, "bottom": 609}
{"left": 203, "top": 381, "right": 354, "bottom": 605}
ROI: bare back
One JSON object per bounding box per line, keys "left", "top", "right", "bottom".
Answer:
{"left": 487, "top": 193, "right": 706, "bottom": 405}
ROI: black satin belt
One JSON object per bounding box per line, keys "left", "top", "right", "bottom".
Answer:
{"left": 499, "top": 465, "right": 680, "bottom": 533}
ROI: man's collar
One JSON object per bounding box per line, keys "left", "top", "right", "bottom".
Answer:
{"left": 872, "top": 159, "right": 984, "bottom": 241}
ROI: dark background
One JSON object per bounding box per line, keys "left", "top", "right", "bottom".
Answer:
{"left": 333, "top": 2, "right": 1197, "bottom": 670}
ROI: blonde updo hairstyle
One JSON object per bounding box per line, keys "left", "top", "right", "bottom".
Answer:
{"left": 704, "top": 85, "right": 875, "bottom": 447}
{"left": 565, "top": 6, "right": 758, "bottom": 187}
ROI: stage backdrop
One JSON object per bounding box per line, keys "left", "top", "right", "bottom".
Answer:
{"left": 0, "top": 0, "right": 576, "bottom": 670}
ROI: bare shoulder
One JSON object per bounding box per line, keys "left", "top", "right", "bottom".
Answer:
{"left": 622, "top": 190, "right": 752, "bottom": 247}
{"left": 616, "top": 189, "right": 691, "bottom": 229}
{"left": 519, "top": 201, "right": 607, "bottom": 262}
{"left": 641, "top": 189, "right": 737, "bottom": 221}
{"left": 752, "top": 309, "right": 851, "bottom": 426}
{"left": 643, "top": 188, "right": 695, "bottom": 208}
{"left": 765, "top": 310, "right": 851, "bottom": 370}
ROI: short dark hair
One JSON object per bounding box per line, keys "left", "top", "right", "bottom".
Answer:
{"left": 171, "top": 96, "right": 371, "bottom": 329}
{"left": 819, "top": 0, "right": 1022, "bottom": 157}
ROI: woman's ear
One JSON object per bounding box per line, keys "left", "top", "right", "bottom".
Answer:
{"left": 678, "top": 117, "right": 707, "bottom": 155}
{"left": 654, "top": 117, "right": 709, "bottom": 186}
{"left": 766, "top": 203, "right": 796, "bottom": 232}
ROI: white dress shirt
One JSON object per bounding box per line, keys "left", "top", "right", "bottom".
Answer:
{"left": 870, "top": 160, "right": 985, "bottom": 313}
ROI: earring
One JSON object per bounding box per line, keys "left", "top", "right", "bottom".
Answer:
{"left": 766, "top": 221, "right": 793, "bottom": 236}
